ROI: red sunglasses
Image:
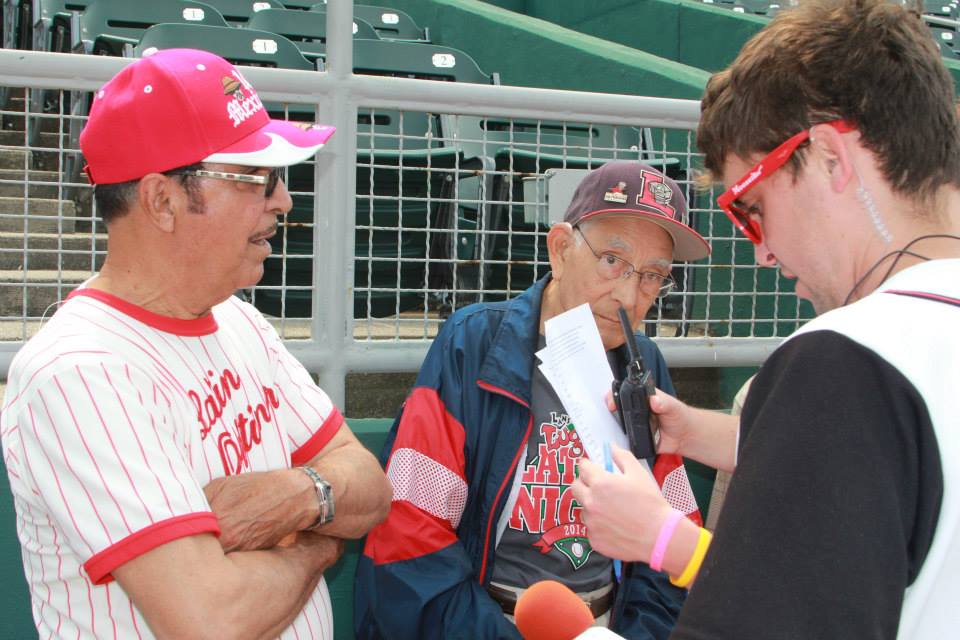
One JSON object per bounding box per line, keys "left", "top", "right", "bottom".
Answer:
{"left": 716, "top": 120, "right": 855, "bottom": 244}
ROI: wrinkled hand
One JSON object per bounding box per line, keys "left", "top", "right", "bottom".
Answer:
{"left": 204, "top": 470, "right": 311, "bottom": 553}
{"left": 571, "top": 445, "right": 671, "bottom": 563}
{"left": 605, "top": 388, "right": 694, "bottom": 456}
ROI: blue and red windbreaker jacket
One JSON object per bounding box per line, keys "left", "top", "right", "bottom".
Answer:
{"left": 354, "top": 276, "right": 686, "bottom": 640}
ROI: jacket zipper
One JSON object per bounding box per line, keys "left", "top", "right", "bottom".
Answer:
{"left": 475, "top": 379, "right": 532, "bottom": 585}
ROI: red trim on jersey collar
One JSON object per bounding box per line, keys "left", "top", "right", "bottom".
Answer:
{"left": 68, "top": 288, "right": 219, "bottom": 336}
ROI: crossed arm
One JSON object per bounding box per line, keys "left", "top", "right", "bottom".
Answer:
{"left": 202, "top": 424, "right": 393, "bottom": 551}
{"left": 114, "top": 424, "right": 392, "bottom": 640}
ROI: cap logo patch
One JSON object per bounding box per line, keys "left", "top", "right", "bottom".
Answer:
{"left": 648, "top": 181, "right": 673, "bottom": 206}
{"left": 221, "top": 75, "right": 244, "bottom": 99}
{"left": 223, "top": 70, "right": 263, "bottom": 128}
{"left": 634, "top": 169, "right": 676, "bottom": 218}
{"left": 603, "top": 181, "right": 629, "bottom": 204}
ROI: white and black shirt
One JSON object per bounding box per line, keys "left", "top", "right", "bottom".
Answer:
{"left": 673, "top": 259, "right": 960, "bottom": 639}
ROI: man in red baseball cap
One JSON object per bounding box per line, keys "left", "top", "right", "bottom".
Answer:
{"left": 355, "top": 161, "right": 710, "bottom": 640}
{"left": 1, "top": 48, "right": 390, "bottom": 639}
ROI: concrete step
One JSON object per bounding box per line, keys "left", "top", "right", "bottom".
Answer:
{"left": 33, "top": 148, "right": 83, "bottom": 174}
{"left": 1, "top": 112, "right": 24, "bottom": 133}
{"left": 0, "top": 232, "right": 106, "bottom": 270}
{"left": 0, "top": 164, "right": 91, "bottom": 208}
{"left": 0, "top": 319, "right": 43, "bottom": 343}
{"left": 0, "top": 168, "right": 70, "bottom": 198}
{"left": 0, "top": 197, "right": 76, "bottom": 233}
{"left": 2, "top": 91, "right": 77, "bottom": 134}
{"left": 3, "top": 88, "right": 25, "bottom": 106}
{"left": 1, "top": 145, "right": 81, "bottom": 174}
{"left": 0, "top": 167, "right": 61, "bottom": 179}
{"left": 0, "top": 129, "right": 67, "bottom": 149}
{"left": 0, "top": 148, "right": 29, "bottom": 169}
{"left": 0, "top": 269, "right": 92, "bottom": 317}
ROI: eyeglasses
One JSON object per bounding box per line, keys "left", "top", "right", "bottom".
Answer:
{"left": 575, "top": 226, "right": 675, "bottom": 297}
{"left": 717, "top": 120, "right": 854, "bottom": 244}
{"left": 171, "top": 166, "right": 284, "bottom": 198}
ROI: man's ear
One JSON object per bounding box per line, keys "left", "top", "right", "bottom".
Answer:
{"left": 136, "top": 173, "right": 179, "bottom": 233}
{"left": 547, "top": 222, "right": 576, "bottom": 280}
{"left": 810, "top": 122, "right": 855, "bottom": 194}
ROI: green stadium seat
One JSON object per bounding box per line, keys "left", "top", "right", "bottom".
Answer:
{"left": 245, "top": 7, "right": 379, "bottom": 63}
{"left": 935, "top": 34, "right": 960, "bottom": 58}
{"left": 351, "top": 38, "right": 493, "bottom": 83}
{"left": 311, "top": 2, "right": 428, "bottom": 42}
{"left": 930, "top": 23, "right": 959, "bottom": 53}
{"left": 0, "top": 0, "right": 25, "bottom": 110}
{"left": 258, "top": 40, "right": 496, "bottom": 319}
{"left": 25, "top": 1, "right": 96, "bottom": 153}
{"left": 279, "top": 0, "right": 315, "bottom": 8}
{"left": 437, "top": 114, "right": 696, "bottom": 321}
{"left": 72, "top": 0, "right": 229, "bottom": 56}
{"left": 736, "top": 0, "right": 776, "bottom": 14}
{"left": 2, "top": 0, "right": 30, "bottom": 51}
{"left": 349, "top": 39, "right": 503, "bottom": 311}
{"left": 454, "top": 118, "right": 644, "bottom": 294}
{"left": 134, "top": 21, "right": 315, "bottom": 69}
{"left": 199, "top": 0, "right": 284, "bottom": 25}
{"left": 30, "top": 0, "right": 94, "bottom": 55}
{"left": 924, "top": 0, "right": 958, "bottom": 18}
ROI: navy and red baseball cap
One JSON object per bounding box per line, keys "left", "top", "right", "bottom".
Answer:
{"left": 80, "top": 48, "right": 335, "bottom": 185}
{"left": 564, "top": 161, "right": 710, "bottom": 261}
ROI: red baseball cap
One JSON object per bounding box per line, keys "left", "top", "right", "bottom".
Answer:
{"left": 79, "top": 48, "right": 335, "bottom": 185}
{"left": 564, "top": 161, "right": 710, "bottom": 261}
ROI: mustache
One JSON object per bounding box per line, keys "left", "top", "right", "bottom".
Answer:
{"left": 249, "top": 224, "right": 278, "bottom": 242}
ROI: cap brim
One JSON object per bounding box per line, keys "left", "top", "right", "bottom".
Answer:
{"left": 578, "top": 209, "right": 711, "bottom": 261}
{"left": 204, "top": 119, "right": 335, "bottom": 167}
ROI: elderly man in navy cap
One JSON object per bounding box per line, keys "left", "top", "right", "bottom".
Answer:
{"left": 355, "top": 161, "right": 711, "bottom": 639}
{"left": 0, "top": 48, "right": 391, "bottom": 639}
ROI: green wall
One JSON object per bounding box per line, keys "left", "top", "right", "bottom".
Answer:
{"left": 525, "top": 0, "right": 766, "bottom": 72}
{"left": 478, "top": 0, "right": 527, "bottom": 11}
{"left": 376, "top": 0, "right": 710, "bottom": 98}
{"left": 507, "top": 0, "right": 960, "bottom": 89}
{"left": 0, "top": 459, "right": 31, "bottom": 639}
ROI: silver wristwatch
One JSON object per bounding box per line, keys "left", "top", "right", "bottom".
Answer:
{"left": 299, "top": 466, "right": 335, "bottom": 529}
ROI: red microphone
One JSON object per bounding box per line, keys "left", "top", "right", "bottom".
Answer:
{"left": 514, "top": 580, "right": 624, "bottom": 640}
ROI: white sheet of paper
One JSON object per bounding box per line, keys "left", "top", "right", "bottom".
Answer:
{"left": 537, "top": 303, "right": 631, "bottom": 468}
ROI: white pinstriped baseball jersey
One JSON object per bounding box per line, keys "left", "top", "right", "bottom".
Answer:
{"left": 0, "top": 288, "right": 342, "bottom": 639}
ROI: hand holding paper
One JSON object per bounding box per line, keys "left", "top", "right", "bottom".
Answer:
{"left": 536, "top": 303, "right": 648, "bottom": 472}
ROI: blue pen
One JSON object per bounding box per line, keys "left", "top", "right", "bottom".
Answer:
{"left": 603, "top": 441, "right": 622, "bottom": 583}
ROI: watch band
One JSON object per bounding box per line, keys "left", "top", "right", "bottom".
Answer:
{"left": 299, "top": 466, "right": 335, "bottom": 530}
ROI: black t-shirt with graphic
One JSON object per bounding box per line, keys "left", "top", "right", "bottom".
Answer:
{"left": 491, "top": 338, "right": 613, "bottom": 592}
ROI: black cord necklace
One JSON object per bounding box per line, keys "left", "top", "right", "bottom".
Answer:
{"left": 842, "top": 234, "right": 960, "bottom": 306}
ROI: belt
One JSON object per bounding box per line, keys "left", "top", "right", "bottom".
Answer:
{"left": 487, "top": 582, "right": 614, "bottom": 619}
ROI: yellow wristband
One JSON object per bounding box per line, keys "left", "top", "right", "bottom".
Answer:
{"left": 670, "top": 527, "right": 712, "bottom": 589}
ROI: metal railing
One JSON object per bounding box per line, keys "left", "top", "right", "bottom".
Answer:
{"left": 0, "top": 4, "right": 813, "bottom": 405}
